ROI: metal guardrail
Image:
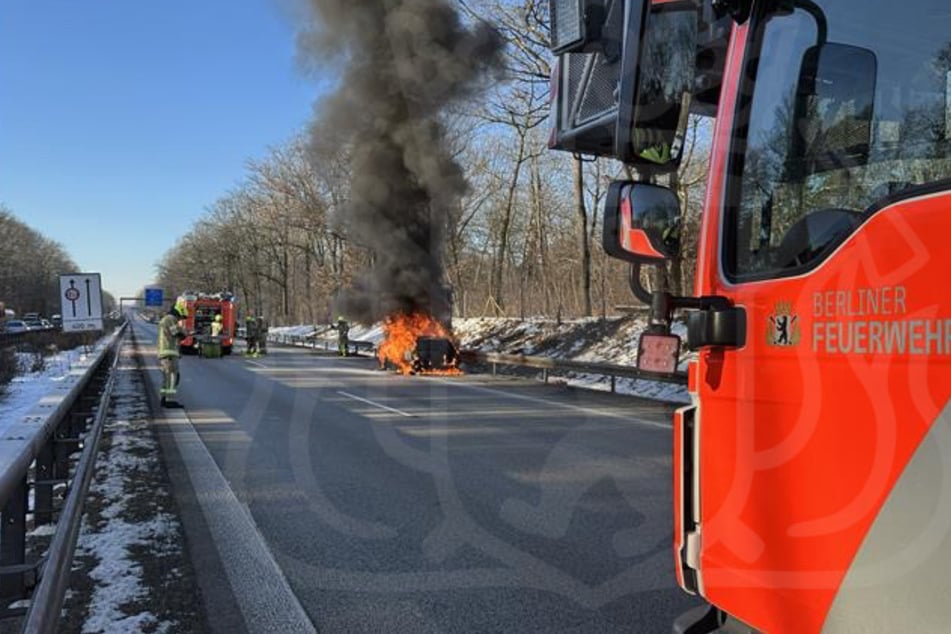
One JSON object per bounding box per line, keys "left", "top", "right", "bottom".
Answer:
{"left": 261, "top": 328, "right": 687, "bottom": 392}
{"left": 22, "top": 328, "right": 124, "bottom": 633}
{"left": 269, "top": 333, "right": 687, "bottom": 390}
{"left": 458, "top": 350, "right": 688, "bottom": 392}
{"left": 0, "top": 325, "right": 125, "bottom": 629}
{"left": 0, "top": 331, "right": 62, "bottom": 348}
{"left": 0, "top": 319, "right": 127, "bottom": 349}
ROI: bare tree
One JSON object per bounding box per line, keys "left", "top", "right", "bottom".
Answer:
{"left": 0, "top": 206, "right": 79, "bottom": 316}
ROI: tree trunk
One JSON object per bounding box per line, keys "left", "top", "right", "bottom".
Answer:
{"left": 668, "top": 168, "right": 683, "bottom": 296}
{"left": 282, "top": 241, "right": 290, "bottom": 319}
{"left": 531, "top": 153, "right": 551, "bottom": 316}
{"left": 492, "top": 130, "right": 527, "bottom": 316}
{"left": 305, "top": 249, "right": 314, "bottom": 324}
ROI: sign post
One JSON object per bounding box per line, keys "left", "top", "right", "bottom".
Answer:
{"left": 59, "top": 273, "right": 104, "bottom": 332}
{"left": 144, "top": 288, "right": 164, "bottom": 308}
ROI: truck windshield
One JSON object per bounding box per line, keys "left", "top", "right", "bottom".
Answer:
{"left": 725, "top": 1, "right": 951, "bottom": 279}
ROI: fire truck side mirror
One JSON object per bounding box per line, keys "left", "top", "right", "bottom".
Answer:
{"left": 602, "top": 180, "right": 681, "bottom": 264}
{"left": 549, "top": 0, "right": 609, "bottom": 55}
{"left": 617, "top": 2, "right": 698, "bottom": 168}
{"left": 548, "top": 0, "right": 698, "bottom": 169}
{"left": 548, "top": 0, "right": 650, "bottom": 157}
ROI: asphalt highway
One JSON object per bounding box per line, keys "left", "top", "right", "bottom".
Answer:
{"left": 132, "top": 318, "right": 700, "bottom": 633}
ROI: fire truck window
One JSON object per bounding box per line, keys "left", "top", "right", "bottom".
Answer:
{"left": 725, "top": 0, "right": 951, "bottom": 280}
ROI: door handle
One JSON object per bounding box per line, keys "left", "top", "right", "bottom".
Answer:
{"left": 686, "top": 303, "right": 746, "bottom": 350}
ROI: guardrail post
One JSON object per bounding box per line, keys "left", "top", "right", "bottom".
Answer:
{"left": 69, "top": 411, "right": 89, "bottom": 438}
{"left": 542, "top": 369, "right": 548, "bottom": 384}
{"left": 54, "top": 416, "right": 80, "bottom": 484}
{"left": 0, "top": 477, "right": 28, "bottom": 600}
{"left": 34, "top": 442, "right": 54, "bottom": 526}
{"left": 610, "top": 375, "right": 616, "bottom": 394}
{"left": 492, "top": 362, "right": 497, "bottom": 376}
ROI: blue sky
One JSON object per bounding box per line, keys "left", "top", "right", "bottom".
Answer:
{"left": 0, "top": 0, "right": 326, "bottom": 299}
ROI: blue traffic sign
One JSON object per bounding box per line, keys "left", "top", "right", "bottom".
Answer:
{"left": 145, "top": 288, "right": 164, "bottom": 307}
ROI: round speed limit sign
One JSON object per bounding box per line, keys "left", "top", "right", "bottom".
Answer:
{"left": 65, "top": 288, "right": 81, "bottom": 301}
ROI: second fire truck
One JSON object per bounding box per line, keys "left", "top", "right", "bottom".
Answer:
{"left": 176, "top": 291, "right": 237, "bottom": 356}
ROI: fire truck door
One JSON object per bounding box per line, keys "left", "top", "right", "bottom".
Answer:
{"left": 689, "top": 4, "right": 951, "bottom": 631}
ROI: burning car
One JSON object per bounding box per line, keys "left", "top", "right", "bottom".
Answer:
{"left": 413, "top": 336, "right": 458, "bottom": 373}
{"left": 378, "top": 312, "right": 461, "bottom": 375}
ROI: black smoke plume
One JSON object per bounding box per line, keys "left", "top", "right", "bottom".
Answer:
{"left": 299, "top": 0, "right": 503, "bottom": 324}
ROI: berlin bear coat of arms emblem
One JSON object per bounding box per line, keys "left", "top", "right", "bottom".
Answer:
{"left": 767, "top": 301, "right": 801, "bottom": 347}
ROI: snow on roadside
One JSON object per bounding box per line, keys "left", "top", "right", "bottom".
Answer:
{"left": 65, "top": 355, "right": 184, "bottom": 634}
{"left": 268, "top": 324, "right": 318, "bottom": 339}
{"left": 269, "top": 322, "right": 386, "bottom": 345}
{"left": 0, "top": 339, "right": 109, "bottom": 437}
{"left": 452, "top": 317, "right": 691, "bottom": 403}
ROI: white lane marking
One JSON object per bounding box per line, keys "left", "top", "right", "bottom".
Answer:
{"left": 146, "top": 383, "right": 316, "bottom": 632}
{"left": 427, "top": 378, "right": 672, "bottom": 431}
{"left": 336, "top": 391, "right": 415, "bottom": 418}
{"left": 246, "top": 360, "right": 268, "bottom": 368}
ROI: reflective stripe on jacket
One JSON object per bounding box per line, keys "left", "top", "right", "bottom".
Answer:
{"left": 158, "top": 314, "right": 182, "bottom": 358}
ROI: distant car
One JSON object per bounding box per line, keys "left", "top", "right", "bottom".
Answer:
{"left": 3, "top": 320, "right": 29, "bottom": 334}
{"left": 23, "top": 318, "right": 44, "bottom": 331}
{"left": 50, "top": 314, "right": 62, "bottom": 327}
{"left": 40, "top": 319, "right": 54, "bottom": 330}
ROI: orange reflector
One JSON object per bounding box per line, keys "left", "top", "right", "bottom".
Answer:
{"left": 637, "top": 332, "right": 681, "bottom": 374}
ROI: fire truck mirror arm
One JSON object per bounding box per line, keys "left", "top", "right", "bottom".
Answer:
{"left": 627, "top": 262, "right": 653, "bottom": 306}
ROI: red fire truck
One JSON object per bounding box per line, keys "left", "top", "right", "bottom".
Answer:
{"left": 176, "top": 291, "right": 237, "bottom": 356}
{"left": 549, "top": 0, "right": 951, "bottom": 631}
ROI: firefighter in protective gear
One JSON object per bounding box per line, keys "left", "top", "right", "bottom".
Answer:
{"left": 257, "top": 316, "right": 269, "bottom": 355}
{"left": 245, "top": 315, "right": 258, "bottom": 356}
{"left": 336, "top": 316, "right": 349, "bottom": 356}
{"left": 158, "top": 303, "right": 186, "bottom": 406}
{"left": 211, "top": 314, "right": 223, "bottom": 337}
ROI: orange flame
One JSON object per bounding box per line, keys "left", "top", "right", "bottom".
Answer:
{"left": 378, "top": 312, "right": 462, "bottom": 375}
